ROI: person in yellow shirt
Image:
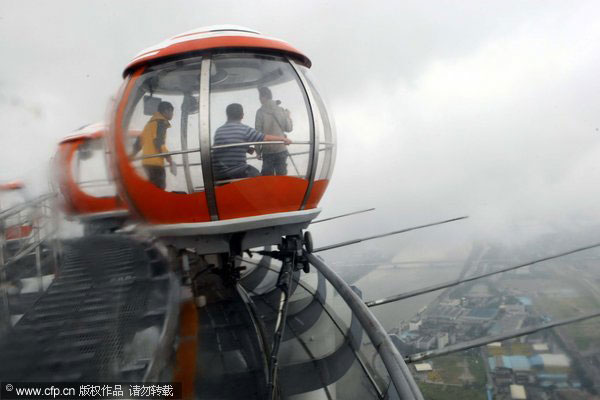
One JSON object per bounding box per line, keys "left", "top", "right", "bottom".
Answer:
{"left": 130, "top": 101, "right": 175, "bottom": 189}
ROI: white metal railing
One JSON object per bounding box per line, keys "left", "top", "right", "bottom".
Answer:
{"left": 129, "top": 140, "right": 335, "bottom": 195}
{"left": 131, "top": 140, "right": 316, "bottom": 161}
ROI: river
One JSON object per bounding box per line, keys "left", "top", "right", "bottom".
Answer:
{"left": 351, "top": 264, "right": 463, "bottom": 331}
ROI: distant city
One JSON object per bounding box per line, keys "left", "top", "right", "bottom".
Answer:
{"left": 338, "top": 229, "right": 600, "bottom": 400}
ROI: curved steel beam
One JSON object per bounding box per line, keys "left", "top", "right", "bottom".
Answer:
{"left": 307, "top": 253, "right": 423, "bottom": 400}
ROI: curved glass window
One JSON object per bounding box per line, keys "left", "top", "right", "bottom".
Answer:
{"left": 121, "top": 58, "right": 203, "bottom": 194}
{"left": 71, "top": 138, "right": 116, "bottom": 198}
{"left": 297, "top": 64, "right": 337, "bottom": 182}
{"left": 208, "top": 54, "right": 312, "bottom": 183}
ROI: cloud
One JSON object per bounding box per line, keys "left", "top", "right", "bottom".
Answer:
{"left": 311, "top": 2, "right": 600, "bottom": 254}
{"left": 1, "top": 0, "right": 600, "bottom": 253}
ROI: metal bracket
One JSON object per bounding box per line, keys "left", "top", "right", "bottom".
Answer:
{"left": 255, "top": 231, "right": 313, "bottom": 274}
{"left": 260, "top": 233, "right": 315, "bottom": 399}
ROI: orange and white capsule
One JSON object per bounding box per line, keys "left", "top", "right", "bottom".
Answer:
{"left": 108, "top": 25, "right": 336, "bottom": 249}
{"left": 55, "top": 123, "right": 128, "bottom": 225}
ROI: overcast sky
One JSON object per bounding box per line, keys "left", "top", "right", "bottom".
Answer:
{"left": 2, "top": 1, "right": 600, "bottom": 258}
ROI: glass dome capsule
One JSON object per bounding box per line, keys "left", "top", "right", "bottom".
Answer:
{"left": 108, "top": 26, "right": 336, "bottom": 236}
{"left": 54, "top": 123, "right": 128, "bottom": 222}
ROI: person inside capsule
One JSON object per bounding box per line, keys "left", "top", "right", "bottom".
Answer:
{"left": 255, "top": 86, "right": 293, "bottom": 176}
{"left": 130, "top": 101, "right": 177, "bottom": 189}
{"left": 212, "top": 103, "right": 291, "bottom": 181}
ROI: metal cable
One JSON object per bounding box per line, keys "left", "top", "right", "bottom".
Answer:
{"left": 366, "top": 241, "right": 600, "bottom": 307}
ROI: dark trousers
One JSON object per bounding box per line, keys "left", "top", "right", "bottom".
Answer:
{"left": 143, "top": 165, "right": 166, "bottom": 189}
{"left": 261, "top": 152, "right": 288, "bottom": 176}
{"left": 215, "top": 164, "right": 260, "bottom": 181}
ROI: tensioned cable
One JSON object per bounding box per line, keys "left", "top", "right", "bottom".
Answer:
{"left": 366, "top": 241, "right": 600, "bottom": 307}
{"left": 311, "top": 208, "right": 376, "bottom": 224}
{"left": 404, "top": 310, "right": 600, "bottom": 363}
{"left": 313, "top": 216, "right": 468, "bottom": 253}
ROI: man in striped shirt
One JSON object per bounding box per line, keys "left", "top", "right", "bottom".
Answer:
{"left": 212, "top": 103, "right": 291, "bottom": 180}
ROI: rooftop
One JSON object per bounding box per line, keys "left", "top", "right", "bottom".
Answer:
{"left": 530, "top": 354, "right": 570, "bottom": 368}
{"left": 488, "top": 355, "right": 531, "bottom": 372}
{"left": 510, "top": 384, "right": 527, "bottom": 399}
{"left": 414, "top": 363, "right": 432, "bottom": 372}
{"left": 532, "top": 343, "right": 549, "bottom": 352}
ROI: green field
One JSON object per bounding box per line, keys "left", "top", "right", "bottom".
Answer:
{"left": 487, "top": 342, "right": 533, "bottom": 357}
{"left": 431, "top": 354, "right": 465, "bottom": 384}
{"left": 564, "top": 319, "right": 600, "bottom": 352}
{"left": 466, "top": 355, "right": 487, "bottom": 387}
{"left": 424, "top": 351, "right": 487, "bottom": 387}
{"left": 536, "top": 293, "right": 600, "bottom": 352}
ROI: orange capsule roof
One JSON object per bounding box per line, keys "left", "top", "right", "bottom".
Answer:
{"left": 59, "top": 122, "right": 106, "bottom": 144}
{"left": 0, "top": 180, "right": 24, "bottom": 191}
{"left": 123, "top": 25, "right": 311, "bottom": 77}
